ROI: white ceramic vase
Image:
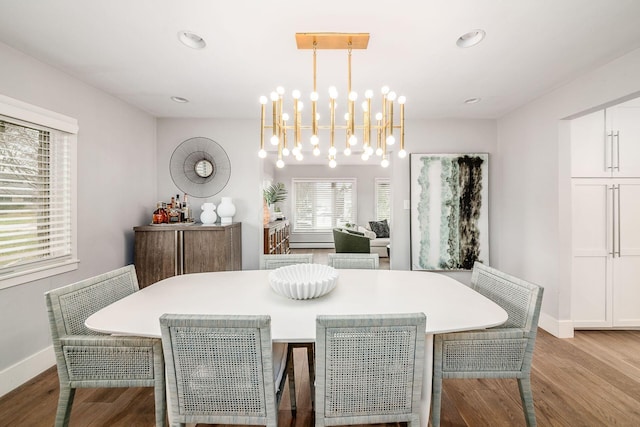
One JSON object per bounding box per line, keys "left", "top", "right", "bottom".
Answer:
{"left": 200, "top": 202, "right": 217, "bottom": 224}
{"left": 217, "top": 197, "right": 236, "bottom": 224}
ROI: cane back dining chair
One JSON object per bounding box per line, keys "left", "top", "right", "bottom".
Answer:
{"left": 327, "top": 253, "right": 379, "bottom": 269}
{"left": 261, "top": 252, "right": 314, "bottom": 410}
{"left": 315, "top": 313, "right": 427, "bottom": 427}
{"left": 44, "top": 265, "right": 166, "bottom": 427}
{"left": 260, "top": 253, "right": 313, "bottom": 269}
{"left": 431, "top": 261, "right": 544, "bottom": 427}
{"left": 159, "top": 314, "right": 292, "bottom": 427}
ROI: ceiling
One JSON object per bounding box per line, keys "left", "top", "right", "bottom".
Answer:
{"left": 1, "top": 0, "right": 640, "bottom": 122}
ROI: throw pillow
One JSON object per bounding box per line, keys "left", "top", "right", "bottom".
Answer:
{"left": 368, "top": 219, "right": 390, "bottom": 238}
{"left": 358, "top": 226, "right": 377, "bottom": 240}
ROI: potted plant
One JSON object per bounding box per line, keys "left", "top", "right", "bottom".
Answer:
{"left": 263, "top": 182, "right": 287, "bottom": 223}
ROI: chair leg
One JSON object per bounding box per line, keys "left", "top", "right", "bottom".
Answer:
{"left": 54, "top": 385, "right": 75, "bottom": 427}
{"left": 306, "top": 342, "right": 315, "bottom": 410}
{"left": 430, "top": 374, "right": 443, "bottom": 427}
{"left": 517, "top": 377, "right": 537, "bottom": 427}
{"left": 286, "top": 345, "right": 297, "bottom": 412}
{"left": 154, "top": 381, "right": 168, "bottom": 427}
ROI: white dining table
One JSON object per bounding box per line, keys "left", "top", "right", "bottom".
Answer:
{"left": 86, "top": 268, "right": 507, "bottom": 426}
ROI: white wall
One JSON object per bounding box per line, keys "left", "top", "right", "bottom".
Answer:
{"left": 156, "top": 119, "right": 264, "bottom": 270}
{"left": 390, "top": 119, "right": 498, "bottom": 277}
{"left": 496, "top": 47, "right": 640, "bottom": 337}
{"left": 155, "top": 118, "right": 496, "bottom": 272}
{"left": 0, "top": 42, "right": 157, "bottom": 394}
{"left": 273, "top": 164, "right": 390, "bottom": 245}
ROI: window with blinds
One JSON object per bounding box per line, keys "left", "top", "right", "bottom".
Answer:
{"left": 375, "top": 178, "right": 390, "bottom": 221}
{"left": 0, "top": 107, "right": 76, "bottom": 287}
{"left": 293, "top": 178, "right": 356, "bottom": 232}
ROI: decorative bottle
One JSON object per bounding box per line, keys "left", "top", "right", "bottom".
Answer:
{"left": 217, "top": 197, "right": 236, "bottom": 225}
{"left": 183, "top": 194, "right": 191, "bottom": 222}
{"left": 200, "top": 202, "right": 217, "bottom": 224}
{"left": 152, "top": 202, "right": 168, "bottom": 224}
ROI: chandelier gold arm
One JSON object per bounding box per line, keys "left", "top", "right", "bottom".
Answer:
{"left": 311, "top": 43, "right": 318, "bottom": 139}
{"left": 260, "top": 32, "right": 405, "bottom": 168}
{"left": 260, "top": 103, "right": 265, "bottom": 151}
{"left": 400, "top": 102, "right": 405, "bottom": 151}
{"left": 271, "top": 98, "right": 277, "bottom": 143}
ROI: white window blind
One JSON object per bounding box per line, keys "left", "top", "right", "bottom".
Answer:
{"left": 375, "top": 178, "right": 390, "bottom": 221}
{"left": 293, "top": 178, "right": 356, "bottom": 232}
{"left": 0, "top": 117, "right": 73, "bottom": 280}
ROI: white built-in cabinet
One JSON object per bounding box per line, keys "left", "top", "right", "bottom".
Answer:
{"left": 572, "top": 180, "right": 640, "bottom": 327}
{"left": 571, "top": 98, "right": 640, "bottom": 328}
{"left": 571, "top": 101, "right": 640, "bottom": 178}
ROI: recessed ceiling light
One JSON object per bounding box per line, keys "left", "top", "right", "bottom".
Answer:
{"left": 171, "top": 96, "right": 189, "bottom": 103}
{"left": 464, "top": 97, "right": 481, "bottom": 104}
{"left": 456, "top": 30, "right": 486, "bottom": 48}
{"left": 178, "top": 31, "right": 206, "bottom": 49}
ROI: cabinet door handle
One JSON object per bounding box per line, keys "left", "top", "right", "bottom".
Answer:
{"left": 616, "top": 185, "right": 621, "bottom": 257}
{"left": 174, "top": 230, "right": 179, "bottom": 275}
{"left": 610, "top": 186, "right": 615, "bottom": 256}
{"left": 606, "top": 132, "right": 614, "bottom": 170}
{"left": 615, "top": 131, "right": 620, "bottom": 171}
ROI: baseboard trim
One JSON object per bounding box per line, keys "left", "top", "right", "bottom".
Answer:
{"left": 0, "top": 346, "right": 55, "bottom": 398}
{"left": 538, "top": 313, "right": 574, "bottom": 338}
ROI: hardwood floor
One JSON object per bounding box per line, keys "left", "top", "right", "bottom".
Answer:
{"left": 2, "top": 329, "right": 640, "bottom": 426}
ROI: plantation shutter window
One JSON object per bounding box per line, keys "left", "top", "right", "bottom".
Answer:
{"left": 375, "top": 178, "right": 390, "bottom": 221}
{"left": 293, "top": 178, "right": 356, "bottom": 232}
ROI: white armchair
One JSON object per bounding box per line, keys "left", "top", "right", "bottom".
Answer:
{"left": 356, "top": 225, "right": 389, "bottom": 258}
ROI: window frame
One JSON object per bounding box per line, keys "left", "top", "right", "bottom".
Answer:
{"left": 0, "top": 94, "right": 78, "bottom": 290}
{"left": 291, "top": 178, "right": 357, "bottom": 233}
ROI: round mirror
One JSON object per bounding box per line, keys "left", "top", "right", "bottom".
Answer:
{"left": 194, "top": 159, "right": 214, "bottom": 178}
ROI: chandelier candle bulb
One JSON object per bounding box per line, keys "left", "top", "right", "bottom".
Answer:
{"left": 381, "top": 155, "right": 389, "bottom": 168}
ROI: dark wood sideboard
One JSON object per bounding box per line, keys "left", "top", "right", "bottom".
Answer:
{"left": 134, "top": 222, "right": 242, "bottom": 288}
{"left": 263, "top": 220, "right": 290, "bottom": 255}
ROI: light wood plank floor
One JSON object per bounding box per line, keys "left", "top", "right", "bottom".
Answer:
{"left": 2, "top": 329, "right": 640, "bottom": 426}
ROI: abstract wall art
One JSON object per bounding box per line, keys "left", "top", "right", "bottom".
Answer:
{"left": 410, "top": 153, "right": 489, "bottom": 270}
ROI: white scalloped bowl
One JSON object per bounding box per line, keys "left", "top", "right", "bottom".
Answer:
{"left": 269, "top": 263, "right": 339, "bottom": 300}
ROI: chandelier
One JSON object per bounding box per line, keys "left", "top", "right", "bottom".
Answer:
{"left": 258, "top": 33, "right": 406, "bottom": 168}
